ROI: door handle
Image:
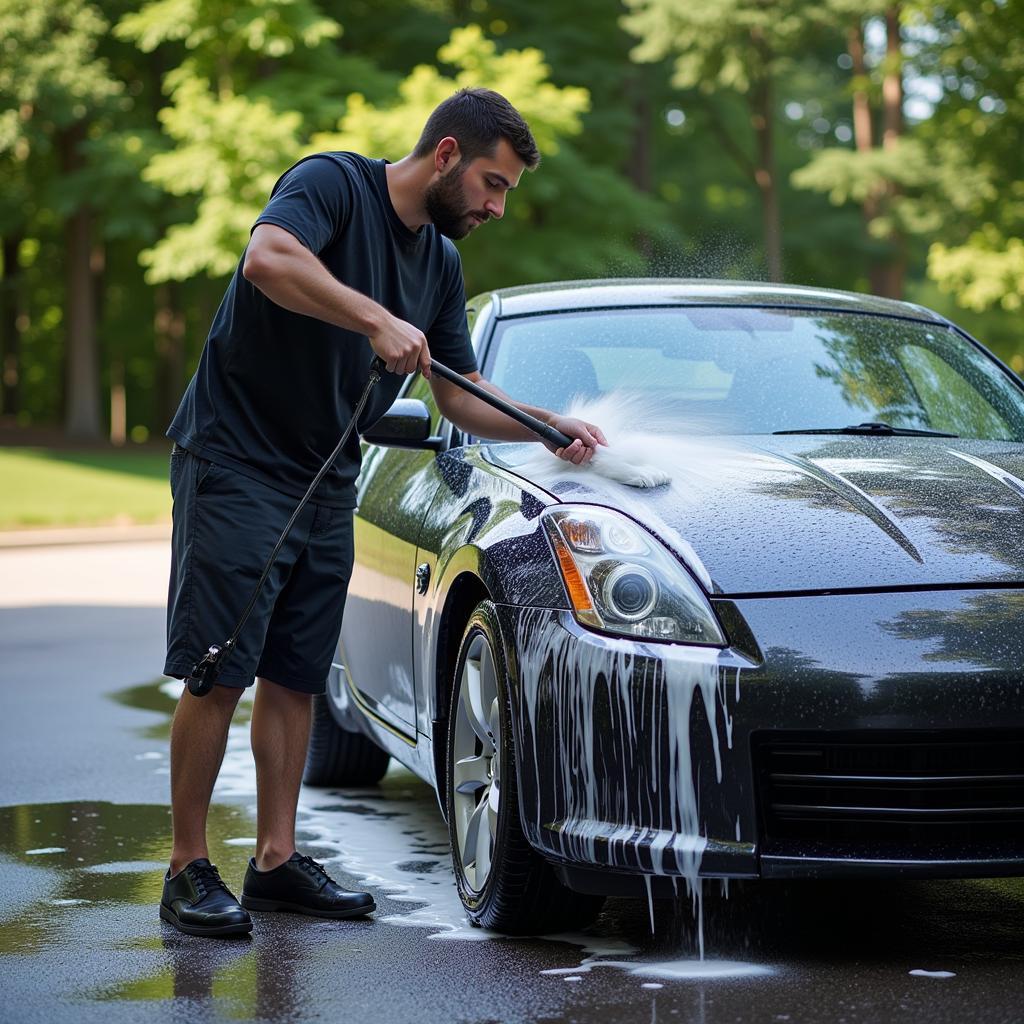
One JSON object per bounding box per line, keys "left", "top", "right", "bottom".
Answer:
{"left": 415, "top": 562, "right": 431, "bottom": 595}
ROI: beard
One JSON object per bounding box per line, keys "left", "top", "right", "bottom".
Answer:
{"left": 424, "top": 166, "right": 485, "bottom": 240}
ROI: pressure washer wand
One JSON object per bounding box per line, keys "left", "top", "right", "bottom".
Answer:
{"left": 186, "top": 357, "right": 387, "bottom": 697}
{"left": 429, "top": 359, "right": 575, "bottom": 450}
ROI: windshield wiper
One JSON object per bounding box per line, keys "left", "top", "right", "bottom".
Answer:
{"left": 773, "top": 421, "right": 959, "bottom": 438}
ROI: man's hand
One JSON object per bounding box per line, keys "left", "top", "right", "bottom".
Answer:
{"left": 544, "top": 415, "right": 609, "bottom": 465}
{"left": 369, "top": 312, "right": 431, "bottom": 377}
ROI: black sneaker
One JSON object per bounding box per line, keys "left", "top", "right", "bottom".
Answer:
{"left": 241, "top": 853, "right": 375, "bottom": 919}
{"left": 160, "top": 858, "right": 253, "bottom": 937}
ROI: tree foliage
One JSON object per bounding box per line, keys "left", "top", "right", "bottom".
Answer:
{"left": 922, "top": 0, "right": 1024, "bottom": 312}
{"left": 622, "top": 0, "right": 832, "bottom": 281}
{"left": 1, "top": 0, "right": 1021, "bottom": 436}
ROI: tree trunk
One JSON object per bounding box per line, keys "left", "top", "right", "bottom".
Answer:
{"left": 628, "top": 79, "right": 653, "bottom": 194}
{"left": 880, "top": 5, "right": 905, "bottom": 298}
{"left": 155, "top": 281, "right": 186, "bottom": 429}
{"left": 849, "top": 23, "right": 888, "bottom": 296}
{"left": 59, "top": 121, "right": 102, "bottom": 439}
{"left": 848, "top": 27, "right": 874, "bottom": 154}
{"left": 1, "top": 234, "right": 21, "bottom": 419}
{"left": 882, "top": 7, "right": 904, "bottom": 148}
{"left": 627, "top": 73, "right": 654, "bottom": 264}
{"left": 750, "top": 76, "right": 782, "bottom": 282}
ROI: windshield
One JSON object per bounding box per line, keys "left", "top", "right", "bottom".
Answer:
{"left": 484, "top": 307, "right": 1024, "bottom": 441}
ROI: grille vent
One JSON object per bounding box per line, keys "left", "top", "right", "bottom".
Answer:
{"left": 755, "top": 730, "right": 1024, "bottom": 848}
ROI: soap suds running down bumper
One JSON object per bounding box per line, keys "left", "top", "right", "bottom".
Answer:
{"left": 497, "top": 605, "right": 757, "bottom": 896}
{"left": 496, "top": 589, "right": 1024, "bottom": 893}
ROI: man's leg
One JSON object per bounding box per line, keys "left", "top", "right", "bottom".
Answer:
{"left": 168, "top": 684, "right": 244, "bottom": 874}
{"left": 251, "top": 677, "right": 312, "bottom": 871}
{"left": 239, "top": 508, "right": 373, "bottom": 919}
{"left": 160, "top": 452, "right": 314, "bottom": 934}
{"left": 162, "top": 682, "right": 252, "bottom": 936}
{"left": 241, "top": 676, "right": 374, "bottom": 918}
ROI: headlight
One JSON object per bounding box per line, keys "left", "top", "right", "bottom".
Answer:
{"left": 542, "top": 506, "right": 726, "bottom": 646}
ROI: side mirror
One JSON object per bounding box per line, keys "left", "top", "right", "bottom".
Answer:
{"left": 362, "top": 399, "right": 444, "bottom": 451}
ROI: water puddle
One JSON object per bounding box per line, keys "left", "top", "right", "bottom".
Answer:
{"left": 0, "top": 800, "right": 254, "bottom": 955}
{"left": 45, "top": 674, "right": 1017, "bottom": 1006}
{"left": 110, "top": 673, "right": 753, "bottom": 981}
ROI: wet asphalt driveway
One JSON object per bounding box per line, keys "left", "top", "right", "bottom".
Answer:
{"left": 1, "top": 540, "right": 1022, "bottom": 1024}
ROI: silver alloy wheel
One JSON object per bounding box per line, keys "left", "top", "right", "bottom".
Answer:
{"left": 452, "top": 632, "right": 502, "bottom": 894}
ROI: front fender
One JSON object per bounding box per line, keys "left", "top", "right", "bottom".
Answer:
{"left": 412, "top": 447, "right": 567, "bottom": 746}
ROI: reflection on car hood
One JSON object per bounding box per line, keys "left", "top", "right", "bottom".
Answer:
{"left": 484, "top": 436, "right": 1024, "bottom": 595}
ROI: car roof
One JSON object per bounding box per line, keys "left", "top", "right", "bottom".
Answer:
{"left": 469, "top": 278, "right": 948, "bottom": 324}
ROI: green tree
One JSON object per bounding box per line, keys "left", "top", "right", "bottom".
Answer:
{"left": 339, "top": 1, "right": 690, "bottom": 285}
{"left": 0, "top": 0, "right": 126, "bottom": 437}
{"left": 312, "top": 25, "right": 674, "bottom": 293}
{"left": 922, "top": 0, "right": 1024, "bottom": 313}
{"left": 622, "top": 0, "right": 829, "bottom": 282}
{"left": 115, "top": 0, "right": 393, "bottom": 284}
{"left": 792, "top": 4, "right": 939, "bottom": 299}
{"left": 793, "top": 1, "right": 1024, "bottom": 310}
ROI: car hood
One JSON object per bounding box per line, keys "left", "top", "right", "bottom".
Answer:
{"left": 484, "top": 436, "right": 1024, "bottom": 595}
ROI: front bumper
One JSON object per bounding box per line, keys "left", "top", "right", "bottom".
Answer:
{"left": 496, "top": 588, "right": 1024, "bottom": 892}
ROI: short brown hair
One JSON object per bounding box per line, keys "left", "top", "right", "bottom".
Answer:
{"left": 412, "top": 88, "right": 540, "bottom": 169}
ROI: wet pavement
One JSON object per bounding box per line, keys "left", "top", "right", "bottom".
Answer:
{"left": 2, "top": 541, "right": 1024, "bottom": 1023}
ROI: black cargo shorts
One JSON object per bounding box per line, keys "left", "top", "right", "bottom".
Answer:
{"left": 163, "top": 444, "right": 355, "bottom": 694}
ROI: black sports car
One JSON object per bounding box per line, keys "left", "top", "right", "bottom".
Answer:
{"left": 303, "top": 279, "right": 1024, "bottom": 935}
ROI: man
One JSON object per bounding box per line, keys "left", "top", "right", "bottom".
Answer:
{"left": 159, "top": 87, "right": 607, "bottom": 938}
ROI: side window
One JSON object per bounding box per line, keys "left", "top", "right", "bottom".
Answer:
{"left": 468, "top": 299, "right": 494, "bottom": 351}
{"left": 899, "top": 345, "right": 1013, "bottom": 440}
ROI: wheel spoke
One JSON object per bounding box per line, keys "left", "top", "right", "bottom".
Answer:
{"left": 479, "top": 641, "right": 498, "bottom": 713}
{"left": 488, "top": 697, "right": 500, "bottom": 748}
{"left": 487, "top": 776, "right": 500, "bottom": 840}
{"left": 453, "top": 754, "right": 489, "bottom": 795}
{"left": 462, "top": 794, "right": 488, "bottom": 872}
{"left": 462, "top": 653, "right": 494, "bottom": 751}
{"left": 474, "top": 801, "right": 492, "bottom": 883}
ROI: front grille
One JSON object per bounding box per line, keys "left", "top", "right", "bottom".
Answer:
{"left": 754, "top": 730, "right": 1024, "bottom": 848}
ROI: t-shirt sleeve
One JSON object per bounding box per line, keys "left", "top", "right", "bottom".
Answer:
{"left": 252, "top": 156, "right": 350, "bottom": 255}
{"left": 427, "top": 247, "right": 478, "bottom": 376}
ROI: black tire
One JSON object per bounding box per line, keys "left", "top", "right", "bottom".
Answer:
{"left": 445, "top": 600, "right": 604, "bottom": 934}
{"left": 303, "top": 692, "right": 390, "bottom": 786}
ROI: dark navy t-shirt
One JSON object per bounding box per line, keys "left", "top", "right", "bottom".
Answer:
{"left": 167, "top": 152, "right": 478, "bottom": 509}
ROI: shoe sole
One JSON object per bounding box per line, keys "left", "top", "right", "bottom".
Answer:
{"left": 240, "top": 895, "right": 376, "bottom": 919}
{"left": 160, "top": 903, "right": 253, "bottom": 937}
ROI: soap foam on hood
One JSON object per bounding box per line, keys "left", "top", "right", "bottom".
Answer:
{"left": 506, "top": 391, "right": 758, "bottom": 589}
{"left": 513, "top": 390, "right": 749, "bottom": 494}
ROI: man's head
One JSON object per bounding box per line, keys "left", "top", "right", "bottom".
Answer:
{"left": 414, "top": 88, "right": 540, "bottom": 240}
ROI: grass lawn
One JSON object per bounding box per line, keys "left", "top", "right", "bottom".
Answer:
{"left": 0, "top": 447, "right": 172, "bottom": 529}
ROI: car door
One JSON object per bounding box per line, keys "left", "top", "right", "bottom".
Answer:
{"left": 339, "top": 374, "right": 447, "bottom": 736}
{"left": 340, "top": 302, "right": 491, "bottom": 736}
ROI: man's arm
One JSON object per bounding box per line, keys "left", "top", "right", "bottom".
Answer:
{"left": 429, "top": 372, "right": 608, "bottom": 465}
{"left": 243, "top": 223, "right": 431, "bottom": 377}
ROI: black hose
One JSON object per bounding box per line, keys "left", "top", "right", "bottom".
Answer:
{"left": 186, "top": 357, "right": 386, "bottom": 696}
